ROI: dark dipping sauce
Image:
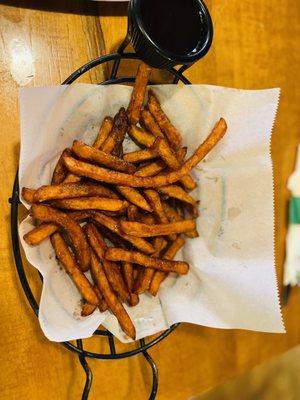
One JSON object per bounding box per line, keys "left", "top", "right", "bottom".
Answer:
{"left": 141, "top": 0, "right": 203, "bottom": 56}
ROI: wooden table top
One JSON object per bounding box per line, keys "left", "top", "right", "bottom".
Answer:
{"left": 1, "top": 1, "right": 300, "bottom": 399}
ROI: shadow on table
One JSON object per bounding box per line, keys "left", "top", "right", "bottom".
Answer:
{"left": 0, "top": 0, "right": 128, "bottom": 16}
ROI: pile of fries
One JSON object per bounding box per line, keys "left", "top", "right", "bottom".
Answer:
{"left": 22, "top": 63, "right": 227, "bottom": 339}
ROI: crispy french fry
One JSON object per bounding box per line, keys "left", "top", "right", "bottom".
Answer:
{"left": 101, "top": 108, "right": 128, "bottom": 154}
{"left": 61, "top": 173, "right": 81, "bottom": 184}
{"left": 158, "top": 185, "right": 198, "bottom": 207}
{"left": 81, "top": 302, "right": 97, "bottom": 316}
{"left": 105, "top": 248, "right": 189, "bottom": 275}
{"left": 127, "top": 62, "right": 152, "bottom": 125}
{"left": 178, "top": 147, "right": 188, "bottom": 159}
{"left": 81, "top": 284, "right": 109, "bottom": 316}
{"left": 72, "top": 140, "right": 136, "bottom": 173}
{"left": 184, "top": 229, "right": 199, "bottom": 238}
{"left": 162, "top": 236, "right": 185, "bottom": 259}
{"left": 24, "top": 223, "right": 59, "bottom": 245}
{"left": 134, "top": 147, "right": 186, "bottom": 178}
{"left": 92, "top": 212, "right": 155, "bottom": 254}
{"left": 153, "top": 137, "right": 180, "bottom": 168}
{"left": 123, "top": 148, "right": 159, "bottom": 163}
{"left": 162, "top": 202, "right": 199, "bottom": 238}
{"left": 31, "top": 205, "right": 90, "bottom": 271}
{"left": 117, "top": 186, "right": 152, "bottom": 212}
{"left": 23, "top": 211, "right": 91, "bottom": 246}
{"left": 21, "top": 187, "right": 36, "bottom": 204}
{"left": 63, "top": 117, "right": 113, "bottom": 183}
{"left": 33, "top": 182, "right": 118, "bottom": 203}
{"left": 144, "top": 189, "right": 176, "bottom": 240}
{"left": 134, "top": 159, "right": 166, "bottom": 177}
{"left": 138, "top": 212, "right": 155, "bottom": 225}
{"left": 52, "top": 148, "right": 72, "bottom": 184}
{"left": 85, "top": 223, "right": 130, "bottom": 302}
{"left": 94, "top": 285, "right": 109, "bottom": 312}
{"left": 53, "top": 197, "right": 128, "bottom": 212}
{"left": 93, "top": 116, "right": 113, "bottom": 149}
{"left": 51, "top": 232, "right": 98, "bottom": 304}
{"left": 154, "top": 237, "right": 168, "bottom": 253}
{"left": 134, "top": 237, "right": 168, "bottom": 294}
{"left": 141, "top": 109, "right": 164, "bottom": 138}
{"left": 128, "top": 125, "right": 155, "bottom": 148}
{"left": 148, "top": 90, "right": 182, "bottom": 149}
{"left": 63, "top": 117, "right": 227, "bottom": 187}
{"left": 149, "top": 236, "right": 185, "bottom": 296}
{"left": 122, "top": 262, "right": 139, "bottom": 306}
{"left": 144, "top": 190, "right": 171, "bottom": 224}
{"left": 120, "top": 219, "right": 196, "bottom": 237}
{"left": 127, "top": 205, "right": 139, "bottom": 221}
{"left": 153, "top": 137, "right": 197, "bottom": 191}
{"left": 122, "top": 262, "right": 134, "bottom": 290}
{"left": 90, "top": 251, "right": 136, "bottom": 339}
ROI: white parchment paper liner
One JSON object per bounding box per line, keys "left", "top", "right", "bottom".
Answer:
{"left": 19, "top": 84, "right": 284, "bottom": 342}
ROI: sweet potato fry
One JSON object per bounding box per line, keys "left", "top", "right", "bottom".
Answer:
{"left": 122, "top": 262, "right": 139, "bottom": 306}
{"left": 101, "top": 108, "right": 128, "bottom": 154}
{"left": 148, "top": 90, "right": 182, "bottom": 149}
{"left": 117, "top": 186, "right": 152, "bottom": 212}
{"left": 24, "top": 223, "right": 59, "bottom": 245}
{"left": 93, "top": 116, "right": 113, "bottom": 149}
{"left": 85, "top": 223, "right": 130, "bottom": 302}
{"left": 127, "top": 205, "right": 139, "bottom": 221}
{"left": 52, "top": 148, "right": 72, "bottom": 184}
{"left": 81, "top": 283, "right": 109, "bottom": 316}
{"left": 138, "top": 145, "right": 186, "bottom": 178}
{"left": 153, "top": 137, "right": 180, "bottom": 169}
{"left": 128, "top": 125, "right": 155, "bottom": 148}
{"left": 134, "top": 237, "right": 168, "bottom": 294}
{"left": 91, "top": 251, "right": 136, "bottom": 339}
{"left": 94, "top": 285, "right": 109, "bottom": 312}
{"left": 51, "top": 232, "right": 98, "bottom": 304}
{"left": 120, "top": 219, "right": 196, "bottom": 237}
{"left": 134, "top": 159, "right": 166, "bottom": 177}
{"left": 149, "top": 236, "right": 185, "bottom": 296}
{"left": 144, "top": 189, "right": 176, "bottom": 240}
{"left": 72, "top": 140, "right": 136, "bottom": 173}
{"left": 61, "top": 173, "right": 81, "bottom": 184}
{"left": 138, "top": 212, "right": 155, "bottom": 225}
{"left": 162, "top": 201, "right": 199, "bottom": 238}
{"left": 31, "top": 205, "right": 90, "bottom": 271}
{"left": 92, "top": 212, "right": 155, "bottom": 254}
{"left": 81, "top": 302, "right": 97, "bottom": 317}
{"left": 122, "top": 261, "right": 135, "bottom": 290}
{"left": 144, "top": 190, "right": 170, "bottom": 224}
{"left": 153, "top": 137, "right": 197, "bottom": 191}
{"left": 158, "top": 185, "right": 198, "bottom": 207}
{"left": 53, "top": 197, "right": 128, "bottom": 212}
{"left": 23, "top": 211, "right": 91, "bottom": 246}
{"left": 63, "top": 117, "right": 227, "bottom": 187}
{"left": 66, "top": 210, "right": 94, "bottom": 220}
{"left": 21, "top": 187, "right": 36, "bottom": 204}
{"left": 123, "top": 148, "right": 159, "bottom": 163}
{"left": 33, "top": 182, "right": 118, "bottom": 203}
{"left": 105, "top": 248, "right": 189, "bottom": 275}
{"left": 63, "top": 117, "right": 113, "bottom": 183}
{"left": 141, "top": 109, "right": 164, "bottom": 138}
{"left": 127, "top": 62, "right": 152, "bottom": 125}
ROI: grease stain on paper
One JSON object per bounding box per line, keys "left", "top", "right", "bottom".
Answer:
{"left": 228, "top": 207, "right": 241, "bottom": 220}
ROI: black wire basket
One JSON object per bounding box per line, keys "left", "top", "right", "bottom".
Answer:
{"left": 10, "top": 50, "right": 193, "bottom": 400}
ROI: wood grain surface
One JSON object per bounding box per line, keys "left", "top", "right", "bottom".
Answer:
{"left": 1, "top": 1, "right": 300, "bottom": 399}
